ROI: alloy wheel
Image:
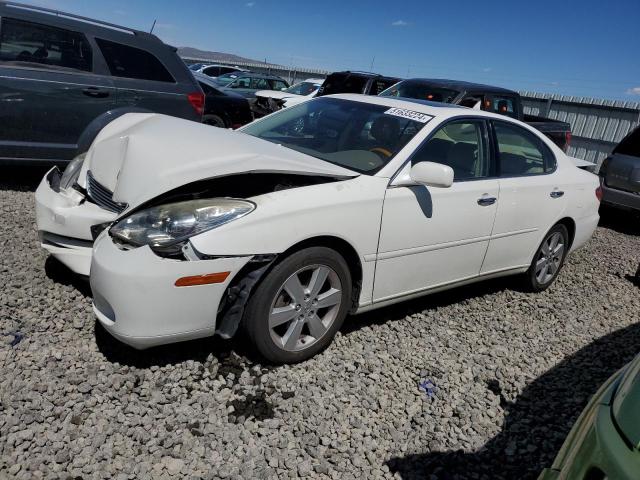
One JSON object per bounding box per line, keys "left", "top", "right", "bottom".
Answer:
{"left": 535, "top": 231, "right": 565, "bottom": 285}
{"left": 268, "top": 264, "right": 342, "bottom": 352}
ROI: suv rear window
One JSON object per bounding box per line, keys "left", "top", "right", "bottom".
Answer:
{"left": 318, "top": 73, "right": 368, "bottom": 96}
{"left": 96, "top": 38, "right": 174, "bottom": 82}
{"left": 0, "top": 17, "right": 92, "bottom": 72}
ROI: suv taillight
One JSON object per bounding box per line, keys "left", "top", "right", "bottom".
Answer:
{"left": 563, "top": 132, "right": 572, "bottom": 152}
{"left": 187, "top": 92, "right": 205, "bottom": 116}
{"left": 595, "top": 186, "right": 603, "bottom": 202}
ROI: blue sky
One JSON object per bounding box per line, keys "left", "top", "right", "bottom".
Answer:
{"left": 16, "top": 0, "right": 640, "bottom": 100}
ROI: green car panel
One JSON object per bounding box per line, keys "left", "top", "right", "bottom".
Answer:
{"left": 539, "top": 355, "right": 640, "bottom": 479}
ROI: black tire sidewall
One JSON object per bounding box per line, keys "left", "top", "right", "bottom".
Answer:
{"left": 527, "top": 224, "right": 569, "bottom": 292}
{"left": 242, "top": 247, "right": 352, "bottom": 364}
{"left": 203, "top": 115, "right": 226, "bottom": 128}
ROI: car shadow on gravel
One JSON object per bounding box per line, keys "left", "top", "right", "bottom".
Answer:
{"left": 44, "top": 257, "right": 92, "bottom": 297}
{"left": 0, "top": 165, "right": 53, "bottom": 192}
{"left": 385, "top": 321, "right": 640, "bottom": 480}
{"left": 343, "top": 276, "right": 519, "bottom": 335}
{"left": 94, "top": 321, "right": 263, "bottom": 370}
{"left": 598, "top": 205, "right": 640, "bottom": 236}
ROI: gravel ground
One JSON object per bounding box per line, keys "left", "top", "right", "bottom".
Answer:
{"left": 1, "top": 168, "right": 639, "bottom": 480}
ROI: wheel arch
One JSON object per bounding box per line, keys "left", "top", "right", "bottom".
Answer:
{"left": 280, "top": 235, "right": 363, "bottom": 313}
{"left": 555, "top": 216, "right": 576, "bottom": 249}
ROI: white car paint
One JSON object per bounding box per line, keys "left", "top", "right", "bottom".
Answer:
{"left": 34, "top": 94, "right": 600, "bottom": 351}
{"left": 255, "top": 78, "right": 324, "bottom": 103}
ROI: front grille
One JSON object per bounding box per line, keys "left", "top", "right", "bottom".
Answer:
{"left": 86, "top": 171, "right": 127, "bottom": 214}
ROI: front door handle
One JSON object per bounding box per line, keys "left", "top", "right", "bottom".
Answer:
{"left": 82, "top": 87, "right": 110, "bottom": 98}
{"left": 550, "top": 191, "right": 565, "bottom": 198}
{"left": 477, "top": 196, "right": 497, "bottom": 206}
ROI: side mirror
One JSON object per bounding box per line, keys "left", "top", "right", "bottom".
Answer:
{"left": 410, "top": 162, "right": 454, "bottom": 188}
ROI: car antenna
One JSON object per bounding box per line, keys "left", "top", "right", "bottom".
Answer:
{"left": 150, "top": 19, "right": 157, "bottom": 33}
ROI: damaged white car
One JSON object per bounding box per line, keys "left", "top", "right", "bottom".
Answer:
{"left": 35, "top": 95, "right": 600, "bottom": 363}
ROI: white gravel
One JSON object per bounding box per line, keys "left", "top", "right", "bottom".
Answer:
{"left": 1, "top": 168, "right": 639, "bottom": 480}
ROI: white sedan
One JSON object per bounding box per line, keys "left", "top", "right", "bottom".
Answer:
{"left": 35, "top": 95, "right": 600, "bottom": 363}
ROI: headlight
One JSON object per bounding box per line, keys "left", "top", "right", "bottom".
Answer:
{"left": 59, "top": 153, "right": 86, "bottom": 190}
{"left": 109, "top": 198, "right": 255, "bottom": 250}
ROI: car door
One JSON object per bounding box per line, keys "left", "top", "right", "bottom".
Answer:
{"left": 0, "top": 16, "right": 116, "bottom": 162}
{"left": 374, "top": 118, "right": 500, "bottom": 302}
{"left": 93, "top": 38, "right": 197, "bottom": 120}
{"left": 480, "top": 120, "right": 566, "bottom": 274}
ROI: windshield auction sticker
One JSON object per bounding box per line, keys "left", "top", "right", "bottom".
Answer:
{"left": 384, "top": 108, "right": 433, "bottom": 123}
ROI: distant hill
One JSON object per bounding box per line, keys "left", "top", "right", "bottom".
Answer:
{"left": 177, "top": 47, "right": 279, "bottom": 67}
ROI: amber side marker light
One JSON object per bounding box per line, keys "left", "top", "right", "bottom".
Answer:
{"left": 175, "top": 271, "right": 230, "bottom": 287}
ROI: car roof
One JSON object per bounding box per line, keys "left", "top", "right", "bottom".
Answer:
{"left": 397, "top": 78, "right": 517, "bottom": 95}
{"left": 329, "top": 70, "right": 399, "bottom": 80}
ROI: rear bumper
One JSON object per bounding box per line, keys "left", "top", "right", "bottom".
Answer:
{"left": 90, "top": 233, "right": 252, "bottom": 349}
{"left": 35, "top": 167, "right": 116, "bottom": 275}
{"left": 601, "top": 184, "right": 640, "bottom": 211}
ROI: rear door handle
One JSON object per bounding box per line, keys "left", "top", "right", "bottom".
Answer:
{"left": 477, "top": 196, "right": 497, "bottom": 206}
{"left": 82, "top": 87, "right": 110, "bottom": 98}
{"left": 550, "top": 191, "right": 565, "bottom": 198}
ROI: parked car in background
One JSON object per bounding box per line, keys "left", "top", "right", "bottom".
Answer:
{"left": 253, "top": 78, "right": 324, "bottom": 117}
{"left": 35, "top": 94, "right": 599, "bottom": 363}
{"left": 539, "top": 352, "right": 640, "bottom": 479}
{"left": 218, "top": 72, "right": 289, "bottom": 103}
{"left": 316, "top": 71, "right": 400, "bottom": 97}
{"left": 380, "top": 79, "right": 572, "bottom": 151}
{"left": 598, "top": 125, "right": 640, "bottom": 212}
{"left": 0, "top": 1, "right": 204, "bottom": 164}
{"left": 215, "top": 71, "right": 247, "bottom": 87}
{"left": 191, "top": 63, "right": 247, "bottom": 79}
{"left": 188, "top": 62, "right": 206, "bottom": 71}
{"left": 193, "top": 72, "right": 253, "bottom": 129}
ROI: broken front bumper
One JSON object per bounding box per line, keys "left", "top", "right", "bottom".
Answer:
{"left": 90, "top": 232, "right": 253, "bottom": 349}
{"left": 35, "top": 167, "right": 116, "bottom": 276}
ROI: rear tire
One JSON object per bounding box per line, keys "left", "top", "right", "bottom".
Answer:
{"left": 242, "top": 247, "right": 352, "bottom": 364}
{"left": 524, "top": 224, "right": 569, "bottom": 292}
{"left": 203, "top": 114, "right": 226, "bottom": 128}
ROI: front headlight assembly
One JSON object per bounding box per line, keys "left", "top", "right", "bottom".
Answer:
{"left": 59, "top": 153, "right": 86, "bottom": 190}
{"left": 110, "top": 198, "right": 255, "bottom": 253}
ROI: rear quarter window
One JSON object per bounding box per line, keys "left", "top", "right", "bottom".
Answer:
{"left": 95, "top": 38, "right": 174, "bottom": 82}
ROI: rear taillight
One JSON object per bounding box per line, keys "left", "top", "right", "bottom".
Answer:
{"left": 187, "top": 92, "right": 205, "bottom": 116}
{"left": 595, "top": 186, "right": 603, "bottom": 202}
{"left": 563, "top": 132, "right": 572, "bottom": 152}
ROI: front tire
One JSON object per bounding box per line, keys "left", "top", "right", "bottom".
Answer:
{"left": 525, "top": 224, "right": 569, "bottom": 292}
{"left": 242, "top": 247, "right": 352, "bottom": 364}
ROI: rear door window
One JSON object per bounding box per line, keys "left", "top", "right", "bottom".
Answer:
{"left": 494, "top": 121, "right": 556, "bottom": 175}
{"left": 0, "top": 17, "right": 92, "bottom": 72}
{"left": 271, "top": 80, "right": 288, "bottom": 90}
{"left": 251, "top": 77, "right": 269, "bottom": 89}
{"left": 95, "top": 38, "right": 174, "bottom": 82}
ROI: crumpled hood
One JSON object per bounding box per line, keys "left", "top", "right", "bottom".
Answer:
{"left": 79, "top": 113, "right": 357, "bottom": 210}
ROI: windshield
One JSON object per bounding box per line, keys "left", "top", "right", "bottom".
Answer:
{"left": 285, "top": 81, "right": 320, "bottom": 95}
{"left": 380, "top": 80, "right": 460, "bottom": 104}
{"left": 242, "top": 98, "right": 432, "bottom": 174}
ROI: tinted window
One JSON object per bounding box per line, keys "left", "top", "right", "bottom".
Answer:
{"left": 485, "top": 96, "right": 518, "bottom": 119}
{"left": 412, "top": 121, "right": 491, "bottom": 181}
{"left": 96, "top": 38, "right": 174, "bottom": 82}
{"left": 0, "top": 17, "right": 92, "bottom": 72}
{"left": 202, "top": 66, "right": 220, "bottom": 76}
{"left": 318, "top": 73, "right": 368, "bottom": 95}
{"left": 242, "top": 98, "right": 429, "bottom": 174}
{"left": 380, "top": 80, "right": 459, "bottom": 103}
{"left": 371, "top": 78, "right": 399, "bottom": 95}
{"left": 495, "top": 122, "right": 555, "bottom": 175}
{"left": 219, "top": 67, "right": 237, "bottom": 75}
